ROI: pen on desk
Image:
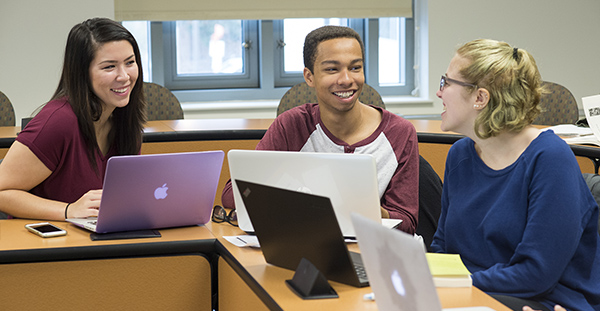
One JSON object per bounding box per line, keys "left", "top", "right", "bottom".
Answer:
{"left": 236, "top": 237, "right": 247, "bottom": 245}
{"left": 363, "top": 292, "right": 375, "bottom": 301}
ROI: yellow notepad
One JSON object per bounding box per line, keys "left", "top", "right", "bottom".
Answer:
{"left": 425, "top": 253, "right": 472, "bottom": 287}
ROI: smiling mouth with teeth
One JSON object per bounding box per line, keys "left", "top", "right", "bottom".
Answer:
{"left": 334, "top": 91, "right": 355, "bottom": 99}
{"left": 112, "top": 87, "right": 128, "bottom": 93}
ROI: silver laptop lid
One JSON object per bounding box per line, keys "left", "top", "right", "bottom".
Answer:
{"left": 351, "top": 213, "right": 443, "bottom": 311}
{"left": 228, "top": 149, "right": 381, "bottom": 237}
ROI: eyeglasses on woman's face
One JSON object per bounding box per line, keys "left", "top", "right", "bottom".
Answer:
{"left": 211, "top": 205, "right": 238, "bottom": 227}
{"left": 440, "top": 75, "right": 477, "bottom": 92}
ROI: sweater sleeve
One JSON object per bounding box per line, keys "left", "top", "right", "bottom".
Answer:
{"left": 220, "top": 180, "right": 235, "bottom": 209}
{"left": 16, "top": 100, "right": 77, "bottom": 172}
{"left": 380, "top": 121, "right": 419, "bottom": 234}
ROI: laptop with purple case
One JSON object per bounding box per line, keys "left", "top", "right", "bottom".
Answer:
{"left": 67, "top": 151, "right": 224, "bottom": 233}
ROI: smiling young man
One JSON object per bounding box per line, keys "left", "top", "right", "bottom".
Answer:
{"left": 222, "top": 26, "right": 419, "bottom": 234}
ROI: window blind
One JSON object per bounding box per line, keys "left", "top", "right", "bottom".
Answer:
{"left": 114, "top": 0, "right": 412, "bottom": 21}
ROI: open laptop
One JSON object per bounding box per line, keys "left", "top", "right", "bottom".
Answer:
{"left": 351, "top": 213, "right": 495, "bottom": 311}
{"left": 228, "top": 149, "right": 398, "bottom": 238}
{"left": 67, "top": 151, "right": 224, "bottom": 234}
{"left": 235, "top": 179, "right": 369, "bottom": 287}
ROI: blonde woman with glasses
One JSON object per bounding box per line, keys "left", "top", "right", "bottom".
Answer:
{"left": 431, "top": 39, "right": 600, "bottom": 311}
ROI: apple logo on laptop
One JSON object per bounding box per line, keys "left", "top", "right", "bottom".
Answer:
{"left": 295, "top": 186, "right": 313, "bottom": 194}
{"left": 391, "top": 269, "right": 406, "bottom": 296}
{"left": 154, "top": 183, "right": 168, "bottom": 200}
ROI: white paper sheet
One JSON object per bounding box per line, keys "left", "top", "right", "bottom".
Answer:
{"left": 583, "top": 94, "right": 600, "bottom": 139}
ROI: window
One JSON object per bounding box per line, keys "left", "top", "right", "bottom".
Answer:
{"left": 175, "top": 21, "right": 243, "bottom": 75}
{"left": 379, "top": 17, "right": 406, "bottom": 86}
{"left": 162, "top": 20, "right": 259, "bottom": 90}
{"left": 368, "top": 17, "right": 415, "bottom": 96}
{"left": 124, "top": 17, "right": 415, "bottom": 102}
{"left": 122, "top": 21, "right": 152, "bottom": 82}
{"left": 273, "top": 18, "right": 349, "bottom": 87}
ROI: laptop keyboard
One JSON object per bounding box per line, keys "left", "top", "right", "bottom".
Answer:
{"left": 349, "top": 251, "right": 369, "bottom": 284}
{"left": 354, "top": 262, "right": 368, "bottom": 279}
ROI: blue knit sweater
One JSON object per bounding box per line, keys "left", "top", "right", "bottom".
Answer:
{"left": 431, "top": 131, "right": 600, "bottom": 311}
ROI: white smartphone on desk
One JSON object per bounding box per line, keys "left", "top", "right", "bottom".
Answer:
{"left": 25, "top": 222, "right": 67, "bottom": 238}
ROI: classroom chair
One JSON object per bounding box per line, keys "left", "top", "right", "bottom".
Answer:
{"left": 143, "top": 82, "right": 184, "bottom": 121}
{"left": 533, "top": 81, "right": 579, "bottom": 126}
{"left": 417, "top": 155, "right": 443, "bottom": 251}
{"left": 582, "top": 173, "right": 600, "bottom": 235}
{"left": 0, "top": 91, "right": 16, "bottom": 126}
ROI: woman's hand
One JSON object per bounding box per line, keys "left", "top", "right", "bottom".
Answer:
{"left": 66, "top": 190, "right": 102, "bottom": 219}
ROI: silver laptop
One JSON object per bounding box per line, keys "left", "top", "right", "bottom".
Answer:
{"left": 67, "top": 151, "right": 224, "bottom": 233}
{"left": 351, "top": 213, "right": 495, "bottom": 311}
{"left": 228, "top": 149, "right": 397, "bottom": 237}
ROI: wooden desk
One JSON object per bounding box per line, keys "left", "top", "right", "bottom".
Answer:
{"left": 0, "top": 217, "right": 510, "bottom": 311}
{"left": 0, "top": 119, "right": 592, "bottom": 310}
{"left": 0, "top": 219, "right": 215, "bottom": 310}
{"left": 1, "top": 118, "right": 597, "bottom": 184}
{"left": 207, "top": 221, "right": 510, "bottom": 311}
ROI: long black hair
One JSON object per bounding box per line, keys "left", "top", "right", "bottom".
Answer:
{"left": 52, "top": 17, "right": 146, "bottom": 172}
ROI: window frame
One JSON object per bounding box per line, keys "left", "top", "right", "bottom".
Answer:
{"left": 162, "top": 20, "right": 260, "bottom": 90}
{"left": 143, "top": 18, "right": 416, "bottom": 102}
{"left": 272, "top": 19, "right": 366, "bottom": 88}
{"left": 365, "top": 17, "right": 415, "bottom": 97}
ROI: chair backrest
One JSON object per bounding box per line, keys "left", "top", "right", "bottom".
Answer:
{"left": 533, "top": 81, "right": 579, "bottom": 125}
{"left": 0, "top": 91, "right": 16, "bottom": 126}
{"left": 143, "top": 82, "right": 184, "bottom": 121}
{"left": 277, "top": 82, "right": 385, "bottom": 116}
{"left": 582, "top": 173, "right": 600, "bottom": 235}
{"left": 416, "top": 155, "right": 443, "bottom": 251}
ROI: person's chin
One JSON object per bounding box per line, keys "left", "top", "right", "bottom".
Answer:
{"left": 111, "top": 99, "right": 131, "bottom": 109}
{"left": 439, "top": 120, "right": 451, "bottom": 132}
